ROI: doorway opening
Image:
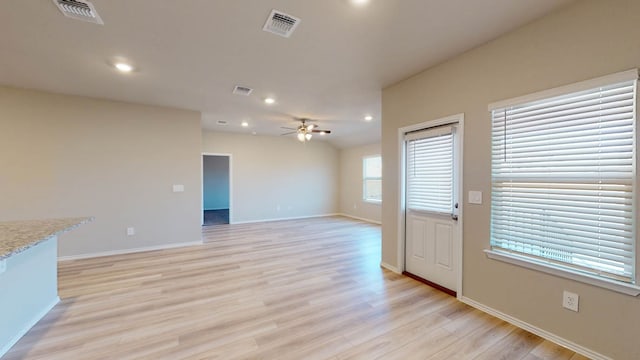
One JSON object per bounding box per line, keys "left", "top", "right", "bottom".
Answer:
{"left": 202, "top": 154, "right": 231, "bottom": 226}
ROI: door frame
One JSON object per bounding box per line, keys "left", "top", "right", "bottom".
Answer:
{"left": 201, "top": 153, "right": 233, "bottom": 225}
{"left": 397, "top": 113, "right": 464, "bottom": 299}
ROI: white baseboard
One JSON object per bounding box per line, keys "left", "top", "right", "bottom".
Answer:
{"left": 380, "top": 262, "right": 401, "bottom": 274}
{"left": 58, "top": 241, "right": 203, "bottom": 261}
{"left": 460, "top": 296, "right": 611, "bottom": 360}
{"left": 231, "top": 213, "right": 340, "bottom": 225}
{"left": 337, "top": 213, "right": 382, "bottom": 225}
{"left": 0, "top": 296, "right": 59, "bottom": 358}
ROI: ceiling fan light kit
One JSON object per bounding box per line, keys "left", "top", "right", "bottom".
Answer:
{"left": 297, "top": 132, "right": 311, "bottom": 142}
{"left": 282, "top": 118, "right": 330, "bottom": 143}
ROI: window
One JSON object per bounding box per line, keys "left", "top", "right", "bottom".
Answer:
{"left": 363, "top": 155, "right": 382, "bottom": 202}
{"left": 488, "top": 70, "right": 638, "bottom": 294}
{"left": 406, "top": 125, "right": 455, "bottom": 215}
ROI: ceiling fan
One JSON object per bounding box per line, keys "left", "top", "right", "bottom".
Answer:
{"left": 281, "top": 118, "right": 331, "bottom": 142}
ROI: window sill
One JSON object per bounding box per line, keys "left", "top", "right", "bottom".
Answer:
{"left": 484, "top": 249, "right": 640, "bottom": 296}
{"left": 363, "top": 199, "right": 382, "bottom": 205}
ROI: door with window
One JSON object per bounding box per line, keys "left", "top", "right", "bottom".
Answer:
{"left": 405, "top": 124, "right": 460, "bottom": 293}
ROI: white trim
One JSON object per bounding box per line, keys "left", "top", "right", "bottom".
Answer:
{"left": 397, "top": 126, "right": 407, "bottom": 276}
{"left": 397, "top": 113, "right": 465, "bottom": 298}
{"left": 230, "top": 213, "right": 341, "bottom": 225}
{"left": 57, "top": 241, "right": 203, "bottom": 261}
{"left": 338, "top": 213, "right": 381, "bottom": 225}
{"left": 455, "top": 116, "right": 464, "bottom": 299}
{"left": 0, "top": 297, "right": 59, "bottom": 358}
{"left": 488, "top": 68, "right": 638, "bottom": 110}
{"left": 460, "top": 296, "right": 612, "bottom": 360}
{"left": 380, "top": 262, "right": 401, "bottom": 274}
{"left": 485, "top": 250, "right": 640, "bottom": 296}
{"left": 202, "top": 153, "right": 233, "bottom": 224}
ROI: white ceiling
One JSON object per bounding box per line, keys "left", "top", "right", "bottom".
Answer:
{"left": 0, "top": 0, "right": 571, "bottom": 148}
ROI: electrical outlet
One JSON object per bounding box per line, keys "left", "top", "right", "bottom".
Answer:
{"left": 562, "top": 290, "right": 579, "bottom": 312}
{"left": 126, "top": 227, "right": 135, "bottom": 236}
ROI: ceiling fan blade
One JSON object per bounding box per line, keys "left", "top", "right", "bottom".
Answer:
{"left": 312, "top": 129, "right": 331, "bottom": 134}
{"left": 280, "top": 131, "right": 296, "bottom": 136}
{"left": 280, "top": 126, "right": 297, "bottom": 130}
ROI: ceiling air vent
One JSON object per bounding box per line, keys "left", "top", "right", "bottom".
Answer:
{"left": 52, "top": 0, "right": 104, "bottom": 25}
{"left": 217, "top": 120, "right": 229, "bottom": 126}
{"left": 232, "top": 85, "right": 253, "bottom": 96}
{"left": 262, "top": 9, "right": 300, "bottom": 38}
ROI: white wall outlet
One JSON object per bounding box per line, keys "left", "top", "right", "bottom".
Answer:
{"left": 0, "top": 259, "right": 6, "bottom": 274}
{"left": 276, "top": 204, "right": 281, "bottom": 212}
{"left": 126, "top": 227, "right": 135, "bottom": 236}
{"left": 468, "top": 190, "right": 483, "bottom": 204}
{"left": 353, "top": 203, "right": 357, "bottom": 209}
{"left": 172, "top": 184, "right": 185, "bottom": 192}
{"left": 562, "top": 290, "right": 579, "bottom": 312}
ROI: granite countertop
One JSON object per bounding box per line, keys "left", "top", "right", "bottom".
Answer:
{"left": 0, "top": 217, "right": 93, "bottom": 260}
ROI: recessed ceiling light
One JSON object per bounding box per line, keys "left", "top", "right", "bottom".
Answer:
{"left": 114, "top": 62, "right": 134, "bottom": 73}
{"left": 241, "top": 121, "right": 249, "bottom": 127}
{"left": 364, "top": 115, "right": 373, "bottom": 121}
{"left": 264, "top": 97, "right": 276, "bottom": 105}
{"left": 350, "top": 0, "right": 370, "bottom": 6}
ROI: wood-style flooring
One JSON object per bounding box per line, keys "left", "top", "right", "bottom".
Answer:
{"left": 4, "top": 216, "right": 588, "bottom": 360}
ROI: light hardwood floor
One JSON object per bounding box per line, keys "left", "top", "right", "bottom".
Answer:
{"left": 5, "top": 216, "right": 588, "bottom": 360}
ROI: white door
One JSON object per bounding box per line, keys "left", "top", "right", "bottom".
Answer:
{"left": 404, "top": 124, "right": 460, "bottom": 292}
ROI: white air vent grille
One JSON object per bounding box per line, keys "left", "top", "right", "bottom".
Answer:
{"left": 53, "top": 0, "right": 103, "bottom": 25}
{"left": 233, "top": 86, "right": 253, "bottom": 96}
{"left": 263, "top": 9, "right": 300, "bottom": 38}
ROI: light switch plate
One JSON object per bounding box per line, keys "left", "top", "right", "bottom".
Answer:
{"left": 468, "top": 191, "right": 483, "bottom": 204}
{"left": 172, "top": 184, "right": 185, "bottom": 192}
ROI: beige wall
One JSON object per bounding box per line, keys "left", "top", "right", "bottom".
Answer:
{"left": 339, "top": 143, "right": 381, "bottom": 223}
{"left": 0, "top": 87, "right": 202, "bottom": 257}
{"left": 382, "top": 0, "right": 640, "bottom": 358}
{"left": 202, "top": 131, "right": 339, "bottom": 223}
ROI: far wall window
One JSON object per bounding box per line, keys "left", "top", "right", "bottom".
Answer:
{"left": 363, "top": 155, "right": 382, "bottom": 202}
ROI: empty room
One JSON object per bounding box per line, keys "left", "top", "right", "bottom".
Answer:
{"left": 1, "top": 0, "right": 639, "bottom": 359}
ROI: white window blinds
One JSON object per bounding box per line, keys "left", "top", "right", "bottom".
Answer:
{"left": 363, "top": 156, "right": 382, "bottom": 201}
{"left": 490, "top": 72, "right": 637, "bottom": 283}
{"left": 406, "top": 126, "right": 454, "bottom": 214}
